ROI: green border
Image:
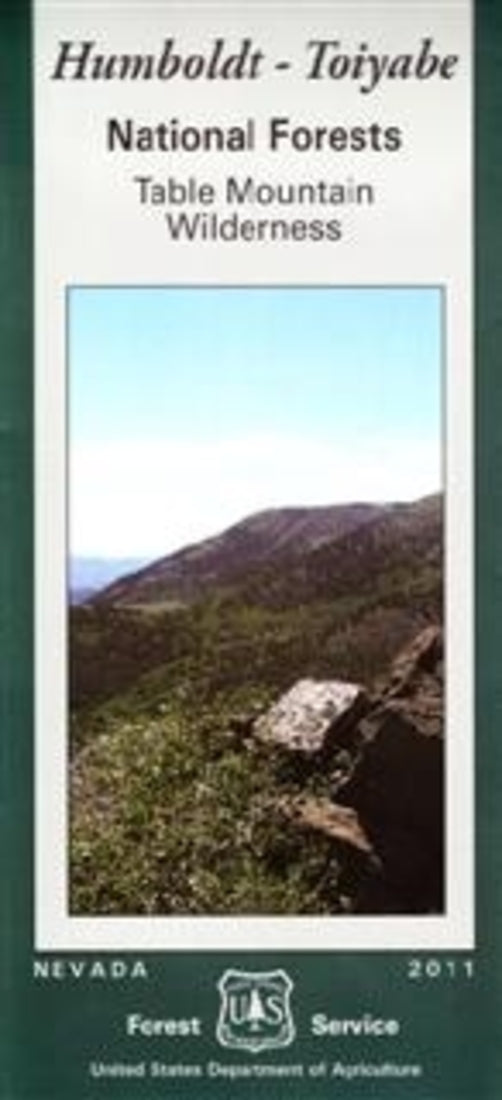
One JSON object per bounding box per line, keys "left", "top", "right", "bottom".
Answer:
{"left": 476, "top": 0, "right": 502, "bottom": 970}
{"left": 0, "top": 0, "right": 34, "bottom": 1093}
{"left": 1, "top": 1, "right": 502, "bottom": 1097}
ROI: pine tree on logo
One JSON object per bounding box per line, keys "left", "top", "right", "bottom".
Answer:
{"left": 248, "top": 988, "right": 267, "bottom": 1032}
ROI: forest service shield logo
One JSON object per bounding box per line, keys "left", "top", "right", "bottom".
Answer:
{"left": 216, "top": 969, "right": 295, "bottom": 1053}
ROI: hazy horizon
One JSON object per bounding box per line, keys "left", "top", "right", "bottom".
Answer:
{"left": 70, "top": 287, "right": 442, "bottom": 557}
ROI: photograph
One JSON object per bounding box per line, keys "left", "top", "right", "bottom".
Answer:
{"left": 69, "top": 285, "right": 443, "bottom": 917}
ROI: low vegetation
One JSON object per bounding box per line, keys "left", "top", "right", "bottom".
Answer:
{"left": 70, "top": 495, "right": 442, "bottom": 914}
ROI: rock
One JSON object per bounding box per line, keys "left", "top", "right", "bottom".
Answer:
{"left": 282, "top": 796, "right": 377, "bottom": 857}
{"left": 337, "top": 626, "right": 444, "bottom": 912}
{"left": 365, "top": 624, "right": 443, "bottom": 738}
{"left": 386, "top": 624, "right": 442, "bottom": 685}
{"left": 253, "top": 678, "right": 367, "bottom": 758}
{"left": 279, "top": 795, "right": 383, "bottom": 913}
{"left": 247, "top": 625, "right": 444, "bottom": 914}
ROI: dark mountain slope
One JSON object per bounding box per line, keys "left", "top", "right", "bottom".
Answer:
{"left": 71, "top": 495, "right": 441, "bottom": 715}
{"left": 93, "top": 498, "right": 431, "bottom": 608}
{"left": 237, "top": 493, "right": 442, "bottom": 609}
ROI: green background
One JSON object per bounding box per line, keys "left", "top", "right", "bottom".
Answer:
{"left": 1, "top": 2, "right": 501, "bottom": 1096}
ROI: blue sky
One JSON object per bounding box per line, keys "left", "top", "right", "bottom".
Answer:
{"left": 70, "top": 286, "right": 442, "bottom": 558}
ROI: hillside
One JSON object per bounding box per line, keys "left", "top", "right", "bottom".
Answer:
{"left": 70, "top": 492, "right": 443, "bottom": 916}
{"left": 71, "top": 494, "right": 441, "bottom": 712}
{"left": 93, "top": 502, "right": 388, "bottom": 606}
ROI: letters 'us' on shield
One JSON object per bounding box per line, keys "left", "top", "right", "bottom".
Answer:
{"left": 216, "top": 969, "right": 295, "bottom": 1053}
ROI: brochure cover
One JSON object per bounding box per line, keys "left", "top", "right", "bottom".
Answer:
{"left": 1, "top": 0, "right": 500, "bottom": 1096}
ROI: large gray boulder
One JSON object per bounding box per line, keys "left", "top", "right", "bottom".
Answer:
{"left": 253, "top": 678, "right": 366, "bottom": 757}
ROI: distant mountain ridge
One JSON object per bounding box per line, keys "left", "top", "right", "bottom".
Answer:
{"left": 236, "top": 492, "right": 441, "bottom": 610}
{"left": 70, "top": 557, "right": 149, "bottom": 604}
{"left": 94, "top": 495, "right": 441, "bottom": 608}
